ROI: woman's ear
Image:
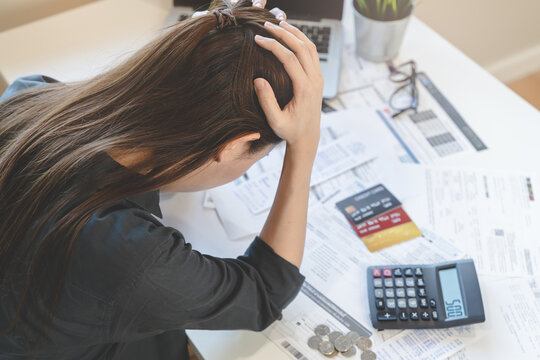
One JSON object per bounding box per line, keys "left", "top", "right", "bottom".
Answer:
{"left": 216, "top": 132, "right": 261, "bottom": 162}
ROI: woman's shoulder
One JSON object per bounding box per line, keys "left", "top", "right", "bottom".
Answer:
{"left": 67, "top": 191, "right": 183, "bottom": 303}
{"left": 0, "top": 74, "right": 59, "bottom": 102}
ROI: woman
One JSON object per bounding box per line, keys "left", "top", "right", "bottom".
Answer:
{"left": 0, "top": 0, "right": 323, "bottom": 359}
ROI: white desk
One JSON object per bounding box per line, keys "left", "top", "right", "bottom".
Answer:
{"left": 1, "top": 0, "right": 539, "bottom": 359}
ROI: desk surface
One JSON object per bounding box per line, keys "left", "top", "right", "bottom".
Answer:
{"left": 1, "top": 1, "right": 539, "bottom": 359}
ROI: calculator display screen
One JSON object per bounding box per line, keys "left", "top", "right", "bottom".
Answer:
{"left": 439, "top": 268, "right": 467, "bottom": 320}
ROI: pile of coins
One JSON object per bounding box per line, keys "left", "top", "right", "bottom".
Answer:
{"left": 307, "top": 324, "right": 377, "bottom": 359}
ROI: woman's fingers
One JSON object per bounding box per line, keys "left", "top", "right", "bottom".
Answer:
{"left": 263, "top": 22, "right": 316, "bottom": 78}
{"left": 253, "top": 78, "right": 284, "bottom": 133}
{"left": 252, "top": 0, "right": 267, "bottom": 8}
{"left": 279, "top": 21, "right": 321, "bottom": 67}
{"left": 269, "top": 7, "right": 287, "bottom": 21}
{"left": 255, "top": 35, "right": 309, "bottom": 89}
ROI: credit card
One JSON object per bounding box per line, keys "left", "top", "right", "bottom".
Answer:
{"left": 360, "top": 221, "right": 422, "bottom": 252}
{"left": 353, "top": 206, "right": 412, "bottom": 238}
{"left": 336, "top": 184, "right": 401, "bottom": 225}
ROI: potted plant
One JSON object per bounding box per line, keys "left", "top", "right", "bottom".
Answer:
{"left": 353, "top": 0, "right": 415, "bottom": 62}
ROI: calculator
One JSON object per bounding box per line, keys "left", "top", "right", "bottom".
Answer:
{"left": 367, "top": 259, "right": 485, "bottom": 329}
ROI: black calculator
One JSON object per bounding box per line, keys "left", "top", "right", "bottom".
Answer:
{"left": 367, "top": 259, "right": 485, "bottom": 329}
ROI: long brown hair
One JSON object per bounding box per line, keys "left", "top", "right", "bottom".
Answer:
{"left": 0, "top": 0, "right": 292, "bottom": 341}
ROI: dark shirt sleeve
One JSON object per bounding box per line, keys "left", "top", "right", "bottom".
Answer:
{"left": 105, "top": 217, "right": 305, "bottom": 342}
{"left": 0, "top": 74, "right": 59, "bottom": 102}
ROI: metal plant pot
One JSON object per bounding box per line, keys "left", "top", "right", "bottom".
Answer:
{"left": 353, "top": 0, "right": 414, "bottom": 62}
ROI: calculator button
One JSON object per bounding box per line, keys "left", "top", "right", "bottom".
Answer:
{"left": 417, "top": 278, "right": 425, "bottom": 287}
{"left": 419, "top": 298, "right": 428, "bottom": 308}
{"left": 386, "top": 298, "right": 396, "bottom": 309}
{"left": 415, "top": 267, "right": 423, "bottom": 276}
{"left": 406, "top": 288, "right": 416, "bottom": 297}
{"left": 377, "top": 311, "right": 397, "bottom": 321}
{"left": 399, "top": 311, "right": 408, "bottom": 321}
{"left": 393, "top": 268, "right": 403, "bottom": 277}
{"left": 375, "top": 289, "right": 384, "bottom": 298}
{"left": 375, "top": 299, "right": 385, "bottom": 310}
{"left": 397, "top": 298, "right": 407, "bottom": 309}
{"left": 373, "top": 278, "right": 383, "bottom": 288}
{"left": 385, "top": 288, "right": 395, "bottom": 298}
{"left": 396, "top": 288, "right": 406, "bottom": 298}
{"left": 384, "top": 278, "right": 394, "bottom": 287}
{"left": 404, "top": 268, "right": 414, "bottom": 277}
{"left": 383, "top": 268, "right": 393, "bottom": 277}
{"left": 405, "top": 278, "right": 415, "bottom": 287}
{"left": 409, "top": 311, "right": 419, "bottom": 320}
{"left": 421, "top": 311, "right": 430, "bottom": 320}
{"left": 395, "top": 278, "right": 404, "bottom": 287}
{"left": 431, "top": 310, "right": 439, "bottom": 320}
{"left": 418, "top": 288, "right": 427, "bottom": 297}
{"left": 408, "top": 298, "right": 418, "bottom": 308}
{"left": 372, "top": 268, "right": 382, "bottom": 278}
{"left": 429, "top": 299, "right": 437, "bottom": 308}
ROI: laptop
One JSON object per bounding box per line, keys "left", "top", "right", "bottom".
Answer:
{"left": 164, "top": 0, "right": 344, "bottom": 99}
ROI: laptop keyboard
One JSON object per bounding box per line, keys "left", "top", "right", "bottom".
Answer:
{"left": 290, "top": 23, "right": 331, "bottom": 55}
{"left": 176, "top": 14, "right": 331, "bottom": 55}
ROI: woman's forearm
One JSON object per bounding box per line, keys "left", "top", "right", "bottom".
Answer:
{"left": 259, "top": 145, "right": 315, "bottom": 268}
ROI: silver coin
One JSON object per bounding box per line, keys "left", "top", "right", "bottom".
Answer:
{"left": 314, "top": 324, "right": 331, "bottom": 337}
{"left": 328, "top": 331, "right": 343, "bottom": 345}
{"left": 361, "top": 350, "right": 377, "bottom": 360}
{"left": 357, "top": 336, "right": 373, "bottom": 351}
{"left": 342, "top": 345, "right": 357, "bottom": 358}
{"left": 319, "top": 340, "right": 335, "bottom": 356}
{"left": 307, "top": 335, "right": 323, "bottom": 350}
{"left": 334, "top": 335, "right": 353, "bottom": 353}
{"left": 345, "top": 331, "right": 361, "bottom": 344}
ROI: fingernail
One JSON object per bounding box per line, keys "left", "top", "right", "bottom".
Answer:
{"left": 264, "top": 21, "right": 273, "bottom": 27}
{"left": 277, "top": 14, "right": 285, "bottom": 21}
{"left": 254, "top": 34, "right": 263, "bottom": 41}
{"left": 279, "top": 20, "right": 288, "bottom": 26}
{"left": 253, "top": 1, "right": 262, "bottom": 7}
{"left": 254, "top": 79, "right": 266, "bottom": 90}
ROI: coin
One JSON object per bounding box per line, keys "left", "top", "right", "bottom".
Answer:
{"left": 345, "top": 331, "right": 360, "bottom": 344}
{"left": 319, "top": 340, "right": 335, "bottom": 356}
{"left": 328, "top": 331, "right": 343, "bottom": 345}
{"left": 334, "top": 335, "right": 353, "bottom": 353}
{"left": 342, "top": 345, "right": 357, "bottom": 358}
{"left": 357, "top": 336, "right": 373, "bottom": 351}
{"left": 307, "top": 335, "right": 323, "bottom": 350}
{"left": 314, "top": 324, "right": 331, "bottom": 337}
{"left": 361, "top": 350, "right": 377, "bottom": 360}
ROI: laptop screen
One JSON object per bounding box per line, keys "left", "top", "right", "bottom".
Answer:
{"left": 173, "top": 1, "right": 344, "bottom": 20}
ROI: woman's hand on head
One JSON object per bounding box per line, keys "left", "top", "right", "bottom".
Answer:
{"left": 254, "top": 21, "right": 324, "bottom": 158}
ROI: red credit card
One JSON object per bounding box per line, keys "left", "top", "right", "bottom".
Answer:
{"left": 353, "top": 206, "right": 412, "bottom": 238}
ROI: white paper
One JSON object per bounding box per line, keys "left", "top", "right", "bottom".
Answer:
{"left": 400, "top": 165, "right": 540, "bottom": 279}
{"left": 233, "top": 134, "right": 376, "bottom": 214}
{"left": 376, "top": 325, "right": 482, "bottom": 360}
{"left": 447, "top": 277, "right": 540, "bottom": 359}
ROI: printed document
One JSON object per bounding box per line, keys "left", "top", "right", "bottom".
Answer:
{"left": 399, "top": 165, "right": 540, "bottom": 279}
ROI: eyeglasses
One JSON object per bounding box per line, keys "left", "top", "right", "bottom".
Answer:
{"left": 387, "top": 60, "right": 419, "bottom": 118}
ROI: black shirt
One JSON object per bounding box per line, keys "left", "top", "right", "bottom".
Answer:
{"left": 0, "top": 75, "right": 305, "bottom": 359}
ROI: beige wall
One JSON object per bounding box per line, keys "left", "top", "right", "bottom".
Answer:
{"left": 0, "top": 0, "right": 97, "bottom": 32}
{"left": 1, "top": 0, "right": 539, "bottom": 83}
{"left": 415, "top": 0, "right": 540, "bottom": 82}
